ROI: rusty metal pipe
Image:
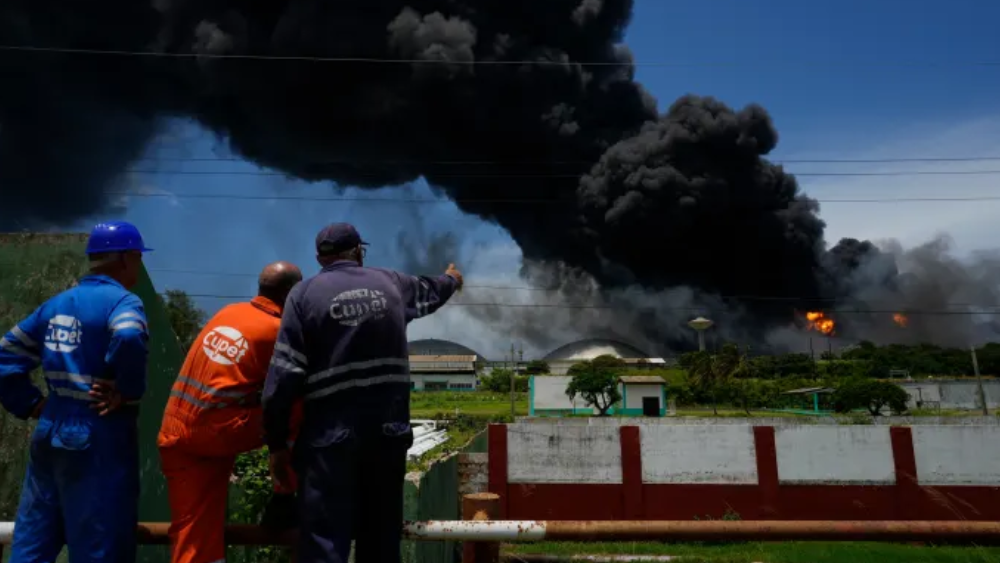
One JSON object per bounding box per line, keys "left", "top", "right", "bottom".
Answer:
{"left": 4, "top": 520, "right": 1000, "bottom": 545}
{"left": 540, "top": 521, "right": 1000, "bottom": 543}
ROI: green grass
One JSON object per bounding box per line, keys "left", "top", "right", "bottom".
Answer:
{"left": 410, "top": 391, "right": 529, "bottom": 418}
{"left": 408, "top": 393, "right": 994, "bottom": 422}
{"left": 673, "top": 408, "right": 810, "bottom": 418}
{"left": 504, "top": 541, "right": 1000, "bottom": 563}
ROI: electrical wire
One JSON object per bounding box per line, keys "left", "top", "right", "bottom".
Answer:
{"left": 117, "top": 169, "right": 1000, "bottom": 178}
{"left": 116, "top": 191, "right": 1000, "bottom": 205}
{"left": 164, "top": 291, "right": 1000, "bottom": 315}
{"left": 3, "top": 44, "right": 999, "bottom": 68}
{"left": 144, "top": 268, "right": 1000, "bottom": 307}
{"left": 102, "top": 155, "right": 1000, "bottom": 165}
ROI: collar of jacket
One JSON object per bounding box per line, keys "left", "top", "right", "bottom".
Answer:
{"left": 320, "top": 260, "right": 359, "bottom": 272}
{"left": 251, "top": 295, "right": 282, "bottom": 318}
{"left": 79, "top": 274, "right": 125, "bottom": 289}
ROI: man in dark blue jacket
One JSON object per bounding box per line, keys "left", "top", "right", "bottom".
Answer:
{"left": 262, "top": 223, "right": 463, "bottom": 563}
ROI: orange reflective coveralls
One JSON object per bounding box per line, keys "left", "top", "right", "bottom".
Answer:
{"left": 158, "top": 296, "right": 302, "bottom": 563}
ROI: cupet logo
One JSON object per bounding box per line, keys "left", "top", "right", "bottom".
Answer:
{"left": 45, "top": 315, "right": 82, "bottom": 353}
{"left": 202, "top": 325, "right": 249, "bottom": 366}
{"left": 329, "top": 288, "right": 388, "bottom": 327}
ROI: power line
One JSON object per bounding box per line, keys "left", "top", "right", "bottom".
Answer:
{"left": 116, "top": 191, "right": 1000, "bottom": 205}
{"left": 143, "top": 268, "right": 1000, "bottom": 307}
{"left": 120, "top": 168, "right": 1000, "bottom": 178}
{"left": 167, "top": 291, "right": 1000, "bottom": 315}
{"left": 3, "top": 44, "right": 999, "bottom": 68}
{"left": 119, "top": 155, "right": 1000, "bottom": 165}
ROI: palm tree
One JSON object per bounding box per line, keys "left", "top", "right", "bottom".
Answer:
{"left": 687, "top": 343, "right": 745, "bottom": 416}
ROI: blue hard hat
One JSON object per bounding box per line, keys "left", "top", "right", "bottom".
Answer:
{"left": 85, "top": 221, "right": 153, "bottom": 255}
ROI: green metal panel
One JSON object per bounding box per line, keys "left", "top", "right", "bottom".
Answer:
{"left": 528, "top": 375, "right": 535, "bottom": 416}
{"left": 415, "top": 455, "right": 459, "bottom": 563}
{"left": 133, "top": 266, "right": 184, "bottom": 563}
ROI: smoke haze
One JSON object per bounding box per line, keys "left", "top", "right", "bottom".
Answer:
{"left": 1, "top": 0, "right": 997, "bottom": 353}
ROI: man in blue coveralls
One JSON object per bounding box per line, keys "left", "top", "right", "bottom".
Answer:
{"left": 262, "top": 223, "right": 463, "bottom": 563}
{"left": 0, "top": 221, "right": 153, "bottom": 563}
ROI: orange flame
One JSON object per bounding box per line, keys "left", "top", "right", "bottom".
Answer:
{"left": 805, "top": 311, "right": 835, "bottom": 335}
{"left": 893, "top": 313, "right": 909, "bottom": 328}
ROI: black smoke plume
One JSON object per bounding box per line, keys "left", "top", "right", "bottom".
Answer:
{"left": 0, "top": 0, "right": 993, "bottom": 352}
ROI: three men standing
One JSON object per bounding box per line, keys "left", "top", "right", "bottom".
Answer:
{"left": 0, "top": 220, "right": 463, "bottom": 563}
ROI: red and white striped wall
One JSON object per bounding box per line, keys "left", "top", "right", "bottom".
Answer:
{"left": 486, "top": 422, "right": 1000, "bottom": 521}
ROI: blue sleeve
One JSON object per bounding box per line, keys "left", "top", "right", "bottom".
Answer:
{"left": 396, "top": 272, "right": 459, "bottom": 323}
{"left": 263, "top": 286, "right": 308, "bottom": 451}
{"left": 0, "top": 308, "right": 45, "bottom": 419}
{"left": 104, "top": 293, "right": 149, "bottom": 401}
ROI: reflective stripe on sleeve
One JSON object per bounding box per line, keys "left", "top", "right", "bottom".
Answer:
{"left": 10, "top": 326, "right": 38, "bottom": 349}
{"left": 0, "top": 337, "right": 40, "bottom": 362}
{"left": 305, "top": 373, "right": 410, "bottom": 401}
{"left": 273, "top": 342, "right": 307, "bottom": 366}
{"left": 305, "top": 357, "right": 409, "bottom": 385}
{"left": 269, "top": 357, "right": 305, "bottom": 375}
{"left": 111, "top": 321, "right": 146, "bottom": 333}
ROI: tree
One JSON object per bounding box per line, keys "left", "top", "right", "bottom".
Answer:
{"left": 566, "top": 355, "right": 625, "bottom": 416}
{"left": 524, "top": 360, "right": 551, "bottom": 375}
{"left": 687, "top": 344, "right": 745, "bottom": 416}
{"left": 833, "top": 379, "right": 909, "bottom": 416}
{"left": 479, "top": 368, "right": 528, "bottom": 393}
{"left": 161, "top": 289, "right": 207, "bottom": 351}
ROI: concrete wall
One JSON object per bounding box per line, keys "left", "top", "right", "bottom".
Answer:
{"left": 899, "top": 380, "right": 1000, "bottom": 410}
{"left": 486, "top": 420, "right": 1000, "bottom": 521}
{"left": 530, "top": 375, "right": 597, "bottom": 415}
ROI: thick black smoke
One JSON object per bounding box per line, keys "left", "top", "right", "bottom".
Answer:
{"left": 0, "top": 0, "right": 990, "bottom": 351}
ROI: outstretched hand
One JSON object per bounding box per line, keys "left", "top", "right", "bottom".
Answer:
{"left": 445, "top": 263, "right": 464, "bottom": 291}
{"left": 89, "top": 379, "right": 123, "bottom": 416}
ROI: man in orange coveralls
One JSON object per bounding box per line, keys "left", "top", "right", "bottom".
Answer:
{"left": 158, "top": 261, "right": 304, "bottom": 563}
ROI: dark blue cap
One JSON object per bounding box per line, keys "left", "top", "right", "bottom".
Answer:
{"left": 316, "top": 223, "right": 369, "bottom": 256}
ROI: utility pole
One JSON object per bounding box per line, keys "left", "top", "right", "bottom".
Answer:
{"left": 510, "top": 342, "right": 516, "bottom": 418}
{"left": 971, "top": 345, "right": 989, "bottom": 416}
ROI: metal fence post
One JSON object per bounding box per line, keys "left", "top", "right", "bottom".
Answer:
{"left": 461, "top": 493, "right": 500, "bottom": 563}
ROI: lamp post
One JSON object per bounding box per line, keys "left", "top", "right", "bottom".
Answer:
{"left": 688, "top": 317, "right": 714, "bottom": 352}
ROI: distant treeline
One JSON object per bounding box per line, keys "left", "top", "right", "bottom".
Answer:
{"left": 680, "top": 341, "right": 1000, "bottom": 380}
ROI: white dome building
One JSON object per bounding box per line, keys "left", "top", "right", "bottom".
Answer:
{"left": 543, "top": 338, "right": 664, "bottom": 374}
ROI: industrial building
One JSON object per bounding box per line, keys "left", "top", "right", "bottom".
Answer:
{"left": 408, "top": 339, "right": 483, "bottom": 391}
{"left": 406, "top": 337, "right": 669, "bottom": 393}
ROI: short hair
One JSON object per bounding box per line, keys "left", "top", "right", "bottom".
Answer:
{"left": 88, "top": 252, "right": 124, "bottom": 268}
{"left": 258, "top": 268, "right": 302, "bottom": 302}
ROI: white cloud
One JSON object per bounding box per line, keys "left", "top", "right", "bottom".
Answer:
{"left": 114, "top": 172, "right": 182, "bottom": 208}
{"left": 788, "top": 116, "right": 1000, "bottom": 256}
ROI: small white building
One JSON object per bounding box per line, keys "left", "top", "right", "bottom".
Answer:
{"left": 529, "top": 374, "right": 669, "bottom": 417}
{"left": 618, "top": 375, "right": 668, "bottom": 417}
{"left": 409, "top": 354, "right": 479, "bottom": 391}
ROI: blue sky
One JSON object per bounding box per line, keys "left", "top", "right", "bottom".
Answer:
{"left": 98, "top": 0, "right": 1000, "bottom": 357}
